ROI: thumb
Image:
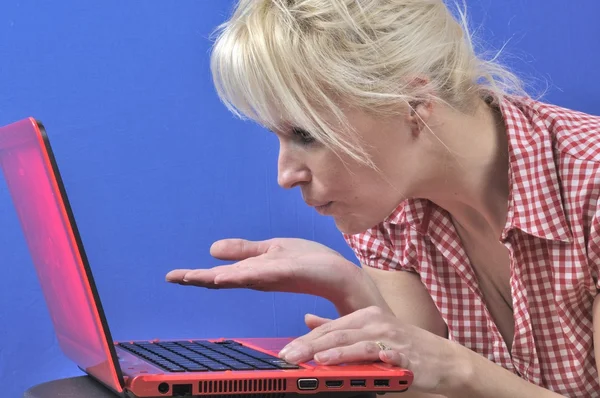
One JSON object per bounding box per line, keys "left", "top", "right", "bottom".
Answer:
{"left": 305, "top": 313, "right": 333, "bottom": 330}
{"left": 210, "top": 239, "right": 272, "bottom": 261}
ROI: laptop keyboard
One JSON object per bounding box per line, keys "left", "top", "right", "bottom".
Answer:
{"left": 118, "top": 340, "right": 300, "bottom": 373}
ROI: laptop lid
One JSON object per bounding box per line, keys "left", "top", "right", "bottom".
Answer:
{"left": 0, "top": 118, "right": 124, "bottom": 393}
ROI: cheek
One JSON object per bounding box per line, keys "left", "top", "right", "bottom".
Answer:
{"left": 312, "top": 150, "right": 394, "bottom": 202}
{"left": 347, "top": 172, "right": 404, "bottom": 217}
{"left": 310, "top": 153, "right": 348, "bottom": 183}
{"left": 338, "top": 167, "right": 383, "bottom": 199}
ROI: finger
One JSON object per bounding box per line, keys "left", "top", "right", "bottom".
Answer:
{"left": 280, "top": 327, "right": 369, "bottom": 364}
{"left": 313, "top": 341, "right": 385, "bottom": 365}
{"left": 165, "top": 268, "right": 225, "bottom": 288}
{"left": 165, "top": 269, "right": 193, "bottom": 283}
{"left": 210, "top": 239, "right": 273, "bottom": 261}
{"left": 284, "top": 307, "right": 381, "bottom": 351}
{"left": 179, "top": 259, "right": 282, "bottom": 290}
{"left": 166, "top": 265, "right": 239, "bottom": 287}
{"left": 304, "top": 314, "right": 332, "bottom": 330}
{"left": 379, "top": 349, "right": 410, "bottom": 369}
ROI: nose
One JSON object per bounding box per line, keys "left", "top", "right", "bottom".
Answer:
{"left": 277, "top": 143, "right": 311, "bottom": 189}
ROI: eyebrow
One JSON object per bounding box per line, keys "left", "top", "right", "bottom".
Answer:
{"left": 266, "top": 124, "right": 303, "bottom": 136}
{"left": 290, "top": 126, "right": 308, "bottom": 134}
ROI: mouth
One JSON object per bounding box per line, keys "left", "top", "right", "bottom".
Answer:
{"left": 311, "top": 201, "right": 334, "bottom": 215}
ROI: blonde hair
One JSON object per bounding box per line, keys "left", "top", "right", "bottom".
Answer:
{"left": 210, "top": 0, "right": 526, "bottom": 166}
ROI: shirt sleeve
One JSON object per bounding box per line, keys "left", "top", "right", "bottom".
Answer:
{"left": 343, "top": 223, "right": 417, "bottom": 273}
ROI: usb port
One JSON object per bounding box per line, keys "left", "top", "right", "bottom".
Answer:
{"left": 350, "top": 379, "right": 366, "bottom": 387}
{"left": 374, "top": 379, "right": 389, "bottom": 387}
{"left": 325, "top": 380, "right": 343, "bottom": 388}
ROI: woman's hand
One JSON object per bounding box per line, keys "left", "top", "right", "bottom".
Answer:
{"left": 165, "top": 238, "right": 388, "bottom": 314}
{"left": 279, "top": 306, "right": 469, "bottom": 395}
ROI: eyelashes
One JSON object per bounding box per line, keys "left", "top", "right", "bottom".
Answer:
{"left": 268, "top": 125, "right": 318, "bottom": 146}
{"left": 291, "top": 127, "right": 316, "bottom": 145}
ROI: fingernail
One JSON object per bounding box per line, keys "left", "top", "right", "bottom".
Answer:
{"left": 285, "top": 350, "right": 303, "bottom": 363}
{"left": 315, "top": 352, "right": 330, "bottom": 363}
{"left": 279, "top": 345, "right": 293, "bottom": 358}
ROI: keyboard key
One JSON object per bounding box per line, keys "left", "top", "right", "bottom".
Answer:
{"left": 220, "top": 346, "right": 300, "bottom": 369}
{"left": 183, "top": 364, "right": 208, "bottom": 372}
{"left": 166, "top": 366, "right": 186, "bottom": 372}
{"left": 118, "top": 344, "right": 184, "bottom": 372}
{"left": 200, "top": 362, "right": 231, "bottom": 371}
{"left": 265, "top": 359, "right": 300, "bottom": 369}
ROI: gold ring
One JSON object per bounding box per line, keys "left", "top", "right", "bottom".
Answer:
{"left": 375, "top": 341, "right": 389, "bottom": 351}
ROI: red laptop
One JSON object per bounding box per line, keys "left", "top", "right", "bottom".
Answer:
{"left": 0, "top": 118, "right": 413, "bottom": 397}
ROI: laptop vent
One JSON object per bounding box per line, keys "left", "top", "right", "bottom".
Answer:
{"left": 199, "top": 379, "right": 287, "bottom": 394}
{"left": 198, "top": 395, "right": 286, "bottom": 398}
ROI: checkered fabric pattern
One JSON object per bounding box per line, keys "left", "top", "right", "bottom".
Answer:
{"left": 344, "top": 97, "right": 600, "bottom": 396}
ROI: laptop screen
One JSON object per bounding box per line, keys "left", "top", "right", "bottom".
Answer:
{"left": 0, "top": 118, "right": 123, "bottom": 392}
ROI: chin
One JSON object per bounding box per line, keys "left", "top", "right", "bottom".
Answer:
{"left": 333, "top": 215, "right": 380, "bottom": 235}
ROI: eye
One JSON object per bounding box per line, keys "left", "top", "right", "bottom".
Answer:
{"left": 291, "top": 127, "right": 316, "bottom": 145}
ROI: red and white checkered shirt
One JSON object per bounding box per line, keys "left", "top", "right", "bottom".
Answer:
{"left": 344, "top": 97, "right": 600, "bottom": 396}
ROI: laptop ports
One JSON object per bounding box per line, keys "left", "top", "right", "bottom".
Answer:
{"left": 172, "top": 384, "right": 192, "bottom": 396}
{"left": 374, "top": 379, "right": 390, "bottom": 387}
{"left": 297, "top": 378, "right": 319, "bottom": 390}
{"left": 325, "top": 380, "right": 343, "bottom": 388}
{"left": 350, "top": 379, "right": 366, "bottom": 387}
{"left": 158, "top": 383, "right": 169, "bottom": 394}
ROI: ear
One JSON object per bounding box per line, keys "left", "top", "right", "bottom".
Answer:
{"left": 407, "top": 99, "right": 433, "bottom": 137}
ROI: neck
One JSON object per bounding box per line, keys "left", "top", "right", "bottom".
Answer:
{"left": 421, "top": 98, "right": 510, "bottom": 241}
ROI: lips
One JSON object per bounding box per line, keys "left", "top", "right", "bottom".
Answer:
{"left": 306, "top": 201, "right": 331, "bottom": 207}
{"left": 312, "top": 201, "right": 334, "bottom": 215}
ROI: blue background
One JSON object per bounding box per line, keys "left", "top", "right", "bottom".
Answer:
{"left": 0, "top": 1, "right": 598, "bottom": 397}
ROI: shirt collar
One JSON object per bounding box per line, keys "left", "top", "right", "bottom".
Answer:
{"left": 383, "top": 97, "right": 572, "bottom": 243}
{"left": 499, "top": 97, "right": 572, "bottom": 242}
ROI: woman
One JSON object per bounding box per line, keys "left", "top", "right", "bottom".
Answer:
{"left": 167, "top": 0, "right": 600, "bottom": 396}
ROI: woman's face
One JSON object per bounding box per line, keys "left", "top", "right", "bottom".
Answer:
{"left": 274, "top": 105, "right": 438, "bottom": 234}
